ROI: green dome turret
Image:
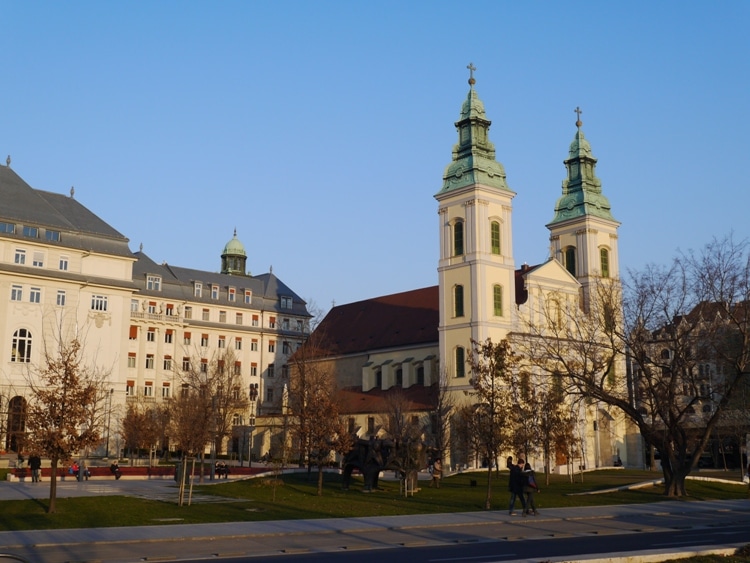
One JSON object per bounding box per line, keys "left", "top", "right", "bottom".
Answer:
{"left": 548, "top": 108, "right": 616, "bottom": 226}
{"left": 221, "top": 229, "right": 248, "bottom": 275}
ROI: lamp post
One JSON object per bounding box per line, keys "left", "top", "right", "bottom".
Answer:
{"left": 248, "top": 383, "right": 258, "bottom": 466}
{"left": 105, "top": 388, "right": 114, "bottom": 459}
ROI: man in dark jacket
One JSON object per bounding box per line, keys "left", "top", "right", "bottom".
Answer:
{"left": 508, "top": 458, "right": 527, "bottom": 515}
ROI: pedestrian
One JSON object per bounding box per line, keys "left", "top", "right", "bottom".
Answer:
{"left": 29, "top": 453, "right": 42, "bottom": 483}
{"left": 110, "top": 460, "right": 122, "bottom": 480}
{"left": 523, "top": 462, "right": 539, "bottom": 516}
{"left": 71, "top": 461, "right": 80, "bottom": 479}
{"left": 430, "top": 458, "right": 442, "bottom": 488}
{"left": 508, "top": 458, "right": 527, "bottom": 515}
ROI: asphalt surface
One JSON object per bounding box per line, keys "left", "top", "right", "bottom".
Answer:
{"left": 0, "top": 473, "right": 748, "bottom": 563}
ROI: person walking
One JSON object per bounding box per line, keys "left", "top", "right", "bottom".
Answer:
{"left": 29, "top": 453, "right": 42, "bottom": 483}
{"left": 430, "top": 458, "right": 442, "bottom": 488}
{"left": 523, "top": 462, "right": 539, "bottom": 516}
{"left": 508, "top": 458, "right": 527, "bottom": 515}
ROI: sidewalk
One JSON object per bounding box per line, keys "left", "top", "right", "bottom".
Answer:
{"left": 0, "top": 475, "right": 748, "bottom": 563}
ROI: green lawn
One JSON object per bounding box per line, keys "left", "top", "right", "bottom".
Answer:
{"left": 0, "top": 469, "right": 747, "bottom": 532}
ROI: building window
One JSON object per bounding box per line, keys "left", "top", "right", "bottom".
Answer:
{"left": 32, "top": 252, "right": 44, "bottom": 268}
{"left": 200, "top": 359, "right": 208, "bottom": 373}
{"left": 266, "top": 388, "right": 274, "bottom": 403}
{"left": 252, "top": 315, "right": 259, "bottom": 327}
{"left": 251, "top": 339, "right": 258, "bottom": 351}
{"left": 281, "top": 296, "right": 293, "bottom": 309}
{"left": 130, "top": 299, "right": 139, "bottom": 312}
{"left": 46, "top": 229, "right": 60, "bottom": 242}
{"left": 453, "top": 221, "right": 464, "bottom": 256}
{"left": 162, "top": 384, "right": 171, "bottom": 398}
{"left": 129, "top": 325, "right": 138, "bottom": 340}
{"left": 22, "top": 226, "right": 38, "bottom": 238}
{"left": 268, "top": 340, "right": 276, "bottom": 353}
{"left": 165, "top": 303, "right": 174, "bottom": 316}
{"left": 250, "top": 363, "right": 258, "bottom": 376}
{"left": 235, "top": 338, "right": 242, "bottom": 350}
{"left": 164, "top": 329, "right": 173, "bottom": 344}
{"left": 268, "top": 364, "right": 275, "bottom": 378}
{"left": 91, "top": 295, "right": 108, "bottom": 312}
{"left": 184, "top": 306, "right": 192, "bottom": 319}
{"left": 493, "top": 284, "right": 503, "bottom": 316}
{"left": 236, "top": 313, "right": 243, "bottom": 325}
{"left": 163, "top": 356, "right": 172, "bottom": 370}
{"left": 375, "top": 370, "right": 382, "bottom": 388}
{"left": 0, "top": 221, "right": 15, "bottom": 233}
{"left": 600, "top": 248, "right": 610, "bottom": 278}
{"left": 218, "top": 336, "right": 226, "bottom": 348}
{"left": 455, "top": 347, "right": 466, "bottom": 378}
{"left": 147, "top": 328, "right": 156, "bottom": 342}
{"left": 244, "top": 290, "right": 252, "bottom": 304}
{"left": 282, "top": 364, "right": 289, "bottom": 378}
{"left": 233, "top": 362, "right": 241, "bottom": 375}
{"left": 59, "top": 256, "right": 69, "bottom": 271}
{"left": 184, "top": 332, "right": 191, "bottom": 345}
{"left": 145, "top": 354, "right": 154, "bottom": 369}
{"left": 296, "top": 320, "right": 304, "bottom": 332}
{"left": 282, "top": 341, "right": 291, "bottom": 354}
{"left": 194, "top": 282, "right": 202, "bottom": 298}
{"left": 454, "top": 285, "right": 464, "bottom": 317}
{"left": 348, "top": 417, "right": 355, "bottom": 434}
{"left": 11, "top": 329, "right": 32, "bottom": 363}
{"left": 211, "top": 285, "right": 219, "bottom": 300}
{"left": 28, "top": 287, "right": 41, "bottom": 303}
{"left": 127, "top": 354, "right": 136, "bottom": 368}
{"left": 202, "top": 308, "right": 210, "bottom": 321}
{"left": 228, "top": 287, "right": 236, "bottom": 302}
{"left": 269, "top": 316, "right": 276, "bottom": 329}
{"left": 396, "top": 368, "right": 403, "bottom": 387}
{"left": 417, "top": 365, "right": 425, "bottom": 385}
{"left": 367, "top": 416, "right": 375, "bottom": 435}
{"left": 126, "top": 381, "right": 135, "bottom": 396}
{"left": 144, "top": 383, "right": 153, "bottom": 397}
{"left": 201, "top": 334, "right": 209, "bottom": 347}
{"left": 146, "top": 275, "right": 161, "bottom": 291}
{"left": 14, "top": 249, "right": 26, "bottom": 265}
{"left": 219, "top": 310, "right": 227, "bottom": 323}
{"left": 56, "top": 290, "right": 66, "bottom": 306}
{"left": 11, "top": 285, "right": 23, "bottom": 301}
{"left": 182, "top": 357, "right": 191, "bottom": 371}
{"left": 565, "top": 247, "right": 576, "bottom": 277}
{"left": 282, "top": 318, "right": 290, "bottom": 330}
{"left": 147, "top": 301, "right": 157, "bottom": 314}
{"left": 491, "top": 221, "right": 501, "bottom": 255}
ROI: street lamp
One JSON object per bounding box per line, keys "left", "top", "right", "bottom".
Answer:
{"left": 105, "top": 388, "right": 114, "bottom": 459}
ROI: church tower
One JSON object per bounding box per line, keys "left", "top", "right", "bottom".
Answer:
{"left": 435, "top": 65, "right": 516, "bottom": 388}
{"left": 547, "top": 109, "right": 620, "bottom": 304}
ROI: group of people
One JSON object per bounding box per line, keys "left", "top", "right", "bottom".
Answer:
{"left": 507, "top": 456, "right": 539, "bottom": 516}
{"left": 429, "top": 458, "right": 442, "bottom": 488}
{"left": 215, "top": 461, "right": 230, "bottom": 478}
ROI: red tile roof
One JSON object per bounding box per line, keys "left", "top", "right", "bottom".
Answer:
{"left": 337, "top": 384, "right": 438, "bottom": 415}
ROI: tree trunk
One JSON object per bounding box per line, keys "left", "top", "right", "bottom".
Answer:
{"left": 484, "top": 466, "right": 493, "bottom": 510}
{"left": 662, "top": 463, "right": 689, "bottom": 497}
{"left": 47, "top": 458, "right": 59, "bottom": 514}
{"left": 317, "top": 464, "right": 324, "bottom": 496}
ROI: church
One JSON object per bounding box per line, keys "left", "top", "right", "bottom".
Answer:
{"left": 306, "top": 67, "right": 637, "bottom": 472}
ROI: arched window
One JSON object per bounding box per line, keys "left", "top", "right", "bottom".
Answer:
{"left": 490, "top": 221, "right": 501, "bottom": 255}
{"left": 454, "top": 285, "right": 464, "bottom": 317}
{"left": 565, "top": 247, "right": 576, "bottom": 276}
{"left": 493, "top": 284, "right": 503, "bottom": 316}
{"left": 455, "top": 347, "right": 465, "bottom": 378}
{"left": 453, "top": 221, "right": 464, "bottom": 256}
{"left": 600, "top": 248, "right": 610, "bottom": 278}
{"left": 375, "top": 369, "right": 382, "bottom": 389}
{"left": 11, "top": 329, "right": 32, "bottom": 363}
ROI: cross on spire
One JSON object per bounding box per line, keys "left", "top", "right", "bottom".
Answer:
{"left": 467, "top": 62, "right": 476, "bottom": 86}
{"left": 574, "top": 106, "right": 583, "bottom": 128}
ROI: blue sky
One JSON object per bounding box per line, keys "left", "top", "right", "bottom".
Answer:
{"left": 1, "top": 2, "right": 748, "bottom": 313}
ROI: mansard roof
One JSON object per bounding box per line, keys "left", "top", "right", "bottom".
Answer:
{"left": 0, "top": 165, "right": 132, "bottom": 257}
{"left": 132, "top": 251, "right": 310, "bottom": 317}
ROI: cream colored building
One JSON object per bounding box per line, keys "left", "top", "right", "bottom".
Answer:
{"left": 0, "top": 163, "right": 310, "bottom": 456}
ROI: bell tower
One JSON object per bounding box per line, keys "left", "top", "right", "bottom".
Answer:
{"left": 435, "top": 64, "right": 516, "bottom": 389}
{"left": 547, "top": 108, "right": 620, "bottom": 305}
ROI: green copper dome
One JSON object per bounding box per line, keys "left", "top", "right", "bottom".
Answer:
{"left": 436, "top": 70, "right": 512, "bottom": 197}
{"left": 222, "top": 230, "right": 247, "bottom": 257}
{"left": 221, "top": 229, "right": 248, "bottom": 275}
{"left": 548, "top": 116, "right": 616, "bottom": 225}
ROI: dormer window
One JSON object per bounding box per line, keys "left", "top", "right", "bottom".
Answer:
{"left": 211, "top": 285, "right": 219, "bottom": 300}
{"left": 280, "top": 296, "right": 293, "bottom": 309}
{"left": 228, "top": 287, "right": 236, "bottom": 302}
{"left": 244, "top": 290, "right": 252, "bottom": 304}
{"left": 45, "top": 229, "right": 60, "bottom": 242}
{"left": 194, "top": 282, "right": 202, "bottom": 298}
{"left": 22, "top": 226, "right": 38, "bottom": 238}
{"left": 147, "top": 275, "right": 162, "bottom": 291}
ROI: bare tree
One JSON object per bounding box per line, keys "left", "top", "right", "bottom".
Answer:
{"left": 467, "top": 338, "right": 516, "bottom": 510}
{"left": 25, "top": 337, "right": 107, "bottom": 513}
{"left": 428, "top": 371, "right": 456, "bottom": 468}
{"left": 121, "top": 400, "right": 163, "bottom": 465}
{"left": 377, "top": 390, "right": 426, "bottom": 494}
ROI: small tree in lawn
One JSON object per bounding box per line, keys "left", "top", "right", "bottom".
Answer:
{"left": 25, "top": 338, "right": 106, "bottom": 514}
{"left": 429, "top": 370, "right": 456, "bottom": 468}
{"left": 467, "top": 338, "right": 516, "bottom": 510}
